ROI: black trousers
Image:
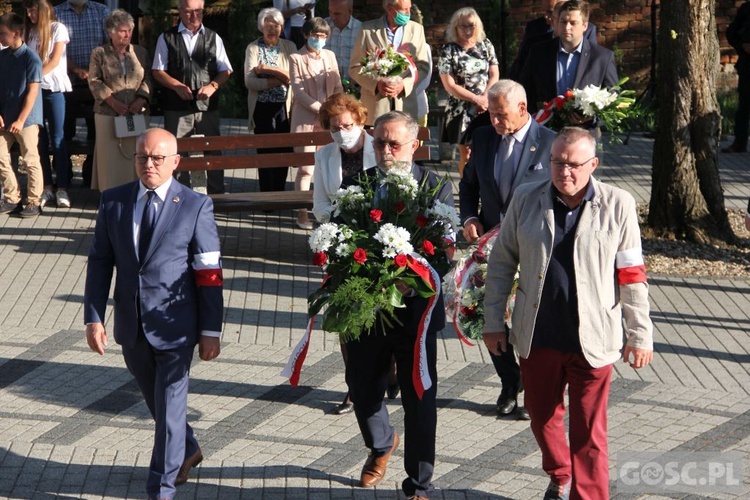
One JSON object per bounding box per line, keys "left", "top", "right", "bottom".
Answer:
{"left": 253, "top": 101, "right": 291, "bottom": 192}
{"left": 488, "top": 343, "right": 522, "bottom": 398}
{"left": 346, "top": 327, "right": 437, "bottom": 497}
{"left": 64, "top": 83, "right": 95, "bottom": 187}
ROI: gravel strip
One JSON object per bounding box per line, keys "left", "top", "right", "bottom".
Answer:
{"left": 640, "top": 206, "right": 750, "bottom": 278}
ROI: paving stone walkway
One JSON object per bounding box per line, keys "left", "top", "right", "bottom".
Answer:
{"left": 0, "top": 123, "right": 748, "bottom": 499}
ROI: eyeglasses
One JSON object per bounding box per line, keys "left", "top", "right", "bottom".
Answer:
{"left": 135, "top": 154, "right": 178, "bottom": 166}
{"left": 550, "top": 157, "right": 596, "bottom": 171}
{"left": 180, "top": 8, "right": 203, "bottom": 16}
{"left": 330, "top": 122, "right": 356, "bottom": 133}
{"left": 458, "top": 24, "right": 476, "bottom": 31}
{"left": 373, "top": 139, "right": 414, "bottom": 152}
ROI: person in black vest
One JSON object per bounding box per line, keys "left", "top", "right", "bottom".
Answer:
{"left": 151, "top": 0, "right": 233, "bottom": 194}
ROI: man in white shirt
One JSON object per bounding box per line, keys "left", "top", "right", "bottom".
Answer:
{"left": 152, "top": 0, "right": 232, "bottom": 194}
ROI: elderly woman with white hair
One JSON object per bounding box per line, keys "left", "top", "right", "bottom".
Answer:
{"left": 438, "top": 7, "right": 499, "bottom": 177}
{"left": 88, "top": 8, "right": 150, "bottom": 191}
{"left": 244, "top": 7, "right": 297, "bottom": 193}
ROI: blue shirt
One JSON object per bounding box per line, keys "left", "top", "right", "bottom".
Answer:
{"left": 0, "top": 43, "right": 43, "bottom": 127}
{"left": 54, "top": 0, "right": 109, "bottom": 72}
{"left": 556, "top": 42, "right": 583, "bottom": 95}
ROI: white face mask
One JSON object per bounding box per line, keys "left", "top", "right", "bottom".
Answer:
{"left": 331, "top": 126, "right": 362, "bottom": 151}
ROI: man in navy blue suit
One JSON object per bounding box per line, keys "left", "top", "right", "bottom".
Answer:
{"left": 459, "top": 79, "right": 556, "bottom": 420}
{"left": 519, "top": 0, "right": 617, "bottom": 114}
{"left": 508, "top": 0, "right": 598, "bottom": 81}
{"left": 84, "top": 128, "right": 223, "bottom": 500}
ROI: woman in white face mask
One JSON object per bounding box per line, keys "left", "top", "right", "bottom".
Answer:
{"left": 311, "top": 93, "right": 375, "bottom": 225}
{"left": 289, "top": 17, "right": 342, "bottom": 229}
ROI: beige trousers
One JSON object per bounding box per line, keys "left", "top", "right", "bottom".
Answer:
{"left": 0, "top": 125, "right": 43, "bottom": 205}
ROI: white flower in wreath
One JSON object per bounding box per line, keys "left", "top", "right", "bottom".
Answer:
{"left": 332, "top": 185, "right": 366, "bottom": 216}
{"left": 336, "top": 225, "right": 354, "bottom": 242}
{"left": 381, "top": 169, "right": 418, "bottom": 198}
{"left": 309, "top": 223, "right": 340, "bottom": 253}
{"left": 374, "top": 223, "right": 414, "bottom": 258}
{"left": 335, "top": 242, "right": 354, "bottom": 257}
{"left": 574, "top": 85, "right": 617, "bottom": 117}
{"left": 427, "top": 200, "right": 461, "bottom": 235}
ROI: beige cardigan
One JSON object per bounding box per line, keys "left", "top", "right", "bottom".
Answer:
{"left": 243, "top": 38, "right": 296, "bottom": 132}
{"left": 289, "top": 47, "right": 343, "bottom": 133}
{"left": 88, "top": 44, "right": 151, "bottom": 116}
{"left": 483, "top": 177, "right": 653, "bottom": 368}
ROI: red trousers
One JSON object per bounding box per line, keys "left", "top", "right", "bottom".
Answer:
{"left": 520, "top": 348, "right": 613, "bottom": 500}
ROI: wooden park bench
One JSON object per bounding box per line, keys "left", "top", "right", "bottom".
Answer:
{"left": 174, "top": 127, "right": 432, "bottom": 213}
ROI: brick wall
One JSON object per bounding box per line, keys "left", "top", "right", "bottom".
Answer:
{"left": 353, "top": 0, "right": 746, "bottom": 92}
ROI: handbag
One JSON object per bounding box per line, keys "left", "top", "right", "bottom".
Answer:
{"left": 114, "top": 114, "right": 147, "bottom": 138}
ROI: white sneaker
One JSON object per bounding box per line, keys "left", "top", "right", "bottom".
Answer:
{"left": 39, "top": 189, "right": 55, "bottom": 208}
{"left": 56, "top": 189, "right": 71, "bottom": 208}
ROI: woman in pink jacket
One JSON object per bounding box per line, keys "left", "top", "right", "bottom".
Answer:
{"left": 289, "top": 17, "right": 342, "bottom": 229}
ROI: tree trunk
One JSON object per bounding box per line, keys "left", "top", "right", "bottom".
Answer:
{"left": 649, "top": 0, "right": 735, "bottom": 244}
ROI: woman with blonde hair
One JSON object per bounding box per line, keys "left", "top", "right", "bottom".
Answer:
{"left": 438, "top": 7, "right": 499, "bottom": 177}
{"left": 24, "top": 0, "right": 72, "bottom": 208}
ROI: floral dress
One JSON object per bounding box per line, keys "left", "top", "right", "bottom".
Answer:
{"left": 257, "top": 39, "right": 288, "bottom": 104}
{"left": 437, "top": 39, "right": 499, "bottom": 144}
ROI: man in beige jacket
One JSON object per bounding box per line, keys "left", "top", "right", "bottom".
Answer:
{"left": 483, "top": 127, "right": 653, "bottom": 500}
{"left": 348, "top": 0, "right": 431, "bottom": 126}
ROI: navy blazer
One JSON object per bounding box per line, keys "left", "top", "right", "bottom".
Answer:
{"left": 519, "top": 37, "right": 618, "bottom": 112}
{"left": 459, "top": 119, "right": 556, "bottom": 230}
{"left": 508, "top": 17, "right": 597, "bottom": 80}
{"left": 84, "top": 180, "right": 223, "bottom": 350}
{"left": 341, "top": 164, "right": 453, "bottom": 335}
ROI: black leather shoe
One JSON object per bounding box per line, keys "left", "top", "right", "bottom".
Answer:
{"left": 516, "top": 406, "right": 530, "bottom": 420}
{"left": 333, "top": 401, "right": 354, "bottom": 415}
{"left": 496, "top": 396, "right": 517, "bottom": 416}
{"left": 496, "top": 386, "right": 519, "bottom": 416}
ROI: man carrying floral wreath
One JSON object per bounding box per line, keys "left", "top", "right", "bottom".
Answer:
{"left": 348, "top": 0, "right": 431, "bottom": 125}
{"left": 341, "top": 111, "right": 452, "bottom": 499}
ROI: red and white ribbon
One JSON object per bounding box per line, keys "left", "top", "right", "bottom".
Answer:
{"left": 397, "top": 44, "right": 419, "bottom": 86}
{"left": 533, "top": 95, "right": 568, "bottom": 125}
{"left": 447, "top": 227, "right": 501, "bottom": 346}
{"left": 405, "top": 253, "right": 439, "bottom": 399}
{"left": 281, "top": 275, "right": 328, "bottom": 386}
{"left": 281, "top": 316, "right": 315, "bottom": 386}
{"left": 450, "top": 260, "right": 479, "bottom": 347}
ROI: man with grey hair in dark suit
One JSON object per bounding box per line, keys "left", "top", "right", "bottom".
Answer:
{"left": 459, "top": 79, "right": 556, "bottom": 420}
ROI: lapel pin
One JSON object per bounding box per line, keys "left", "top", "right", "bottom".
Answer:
{"left": 172, "top": 196, "right": 180, "bottom": 203}
{"left": 530, "top": 146, "right": 536, "bottom": 152}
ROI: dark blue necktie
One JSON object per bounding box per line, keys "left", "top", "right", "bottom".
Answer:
{"left": 139, "top": 190, "right": 157, "bottom": 263}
